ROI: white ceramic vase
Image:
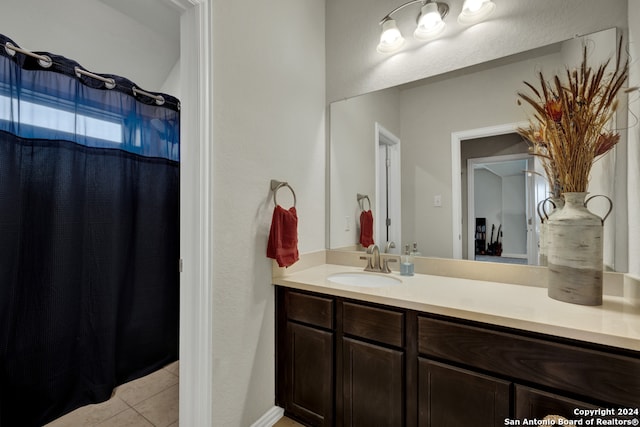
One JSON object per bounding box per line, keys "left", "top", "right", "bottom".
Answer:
{"left": 546, "top": 192, "right": 612, "bottom": 306}
{"left": 538, "top": 197, "right": 564, "bottom": 267}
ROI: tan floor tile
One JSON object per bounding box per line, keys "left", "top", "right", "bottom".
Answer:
{"left": 133, "top": 383, "right": 179, "bottom": 427}
{"left": 273, "top": 416, "right": 305, "bottom": 427}
{"left": 115, "top": 368, "right": 179, "bottom": 406}
{"left": 44, "top": 396, "right": 129, "bottom": 427}
{"left": 96, "top": 408, "right": 154, "bottom": 427}
{"left": 163, "top": 360, "right": 179, "bottom": 377}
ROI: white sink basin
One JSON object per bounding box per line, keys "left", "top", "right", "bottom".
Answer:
{"left": 327, "top": 272, "right": 402, "bottom": 288}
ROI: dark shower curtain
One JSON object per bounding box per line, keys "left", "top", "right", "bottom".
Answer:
{"left": 0, "top": 34, "right": 180, "bottom": 426}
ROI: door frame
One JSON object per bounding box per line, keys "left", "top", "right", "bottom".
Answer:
{"left": 175, "top": 1, "right": 214, "bottom": 426}
{"left": 466, "top": 153, "right": 534, "bottom": 262}
{"left": 375, "top": 122, "right": 401, "bottom": 253}
{"left": 451, "top": 122, "right": 528, "bottom": 259}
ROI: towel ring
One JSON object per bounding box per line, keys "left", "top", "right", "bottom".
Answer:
{"left": 357, "top": 193, "right": 371, "bottom": 211}
{"left": 271, "top": 179, "right": 297, "bottom": 207}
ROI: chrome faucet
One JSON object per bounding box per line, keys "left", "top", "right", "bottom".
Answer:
{"left": 381, "top": 241, "right": 397, "bottom": 273}
{"left": 360, "top": 244, "right": 397, "bottom": 273}
{"left": 359, "top": 244, "right": 380, "bottom": 272}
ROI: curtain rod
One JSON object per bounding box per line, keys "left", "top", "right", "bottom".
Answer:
{"left": 4, "top": 41, "right": 166, "bottom": 106}
{"left": 4, "top": 41, "right": 52, "bottom": 67}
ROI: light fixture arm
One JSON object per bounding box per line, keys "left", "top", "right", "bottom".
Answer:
{"left": 379, "top": 0, "right": 426, "bottom": 24}
{"left": 379, "top": 0, "right": 449, "bottom": 25}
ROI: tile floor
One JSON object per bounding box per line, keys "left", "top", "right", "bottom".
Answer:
{"left": 45, "top": 360, "right": 304, "bottom": 427}
{"left": 45, "top": 361, "right": 179, "bottom": 427}
{"left": 273, "top": 417, "right": 305, "bottom": 427}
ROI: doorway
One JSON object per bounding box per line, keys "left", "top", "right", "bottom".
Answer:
{"left": 375, "top": 122, "right": 401, "bottom": 253}
{"left": 467, "top": 154, "right": 536, "bottom": 265}
{"left": 452, "top": 123, "right": 550, "bottom": 264}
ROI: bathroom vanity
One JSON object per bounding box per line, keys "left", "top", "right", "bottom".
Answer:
{"left": 273, "top": 263, "right": 640, "bottom": 427}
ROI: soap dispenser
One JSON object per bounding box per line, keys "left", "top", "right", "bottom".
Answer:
{"left": 401, "top": 244, "right": 414, "bottom": 276}
{"left": 410, "top": 242, "right": 421, "bottom": 257}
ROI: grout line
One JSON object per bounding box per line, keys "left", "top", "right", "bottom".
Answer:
{"left": 93, "top": 397, "right": 134, "bottom": 427}
{"left": 133, "top": 407, "right": 158, "bottom": 427}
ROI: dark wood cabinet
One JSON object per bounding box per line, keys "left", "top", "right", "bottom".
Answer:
{"left": 340, "top": 299, "right": 407, "bottom": 426}
{"left": 285, "top": 322, "right": 334, "bottom": 426}
{"left": 515, "top": 385, "right": 598, "bottom": 420}
{"left": 342, "top": 338, "right": 404, "bottom": 427}
{"left": 514, "top": 385, "right": 639, "bottom": 423}
{"left": 417, "top": 316, "right": 640, "bottom": 408}
{"left": 275, "top": 286, "right": 640, "bottom": 427}
{"left": 418, "top": 359, "right": 510, "bottom": 427}
{"left": 277, "top": 289, "right": 335, "bottom": 426}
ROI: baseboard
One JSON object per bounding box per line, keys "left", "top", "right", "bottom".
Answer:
{"left": 251, "top": 406, "right": 285, "bottom": 427}
{"left": 501, "top": 252, "right": 527, "bottom": 259}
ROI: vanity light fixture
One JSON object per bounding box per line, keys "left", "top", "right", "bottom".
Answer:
{"left": 377, "top": 19, "right": 406, "bottom": 53}
{"left": 458, "top": 0, "right": 496, "bottom": 25}
{"left": 414, "top": 1, "right": 447, "bottom": 41}
{"left": 376, "top": 0, "right": 496, "bottom": 54}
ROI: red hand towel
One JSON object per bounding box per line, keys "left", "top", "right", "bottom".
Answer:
{"left": 359, "top": 210, "right": 374, "bottom": 247}
{"left": 267, "top": 205, "right": 299, "bottom": 268}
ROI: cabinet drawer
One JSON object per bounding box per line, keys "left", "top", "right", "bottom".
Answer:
{"left": 286, "top": 291, "right": 334, "bottom": 329}
{"left": 418, "top": 316, "right": 640, "bottom": 407}
{"left": 343, "top": 302, "right": 404, "bottom": 347}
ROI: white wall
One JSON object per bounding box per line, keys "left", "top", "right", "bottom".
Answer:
{"left": 160, "top": 59, "right": 181, "bottom": 99}
{"left": 329, "top": 88, "right": 401, "bottom": 249}
{"left": 399, "top": 49, "right": 563, "bottom": 257}
{"left": 2, "top": 1, "right": 326, "bottom": 426}
{"left": 210, "top": 0, "right": 325, "bottom": 425}
{"left": 0, "top": 0, "right": 178, "bottom": 91}
{"left": 629, "top": 2, "right": 640, "bottom": 276}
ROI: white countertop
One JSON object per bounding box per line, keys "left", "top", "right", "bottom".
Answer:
{"left": 273, "top": 263, "right": 640, "bottom": 351}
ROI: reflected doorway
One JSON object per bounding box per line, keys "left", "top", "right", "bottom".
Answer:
{"left": 375, "top": 122, "right": 401, "bottom": 254}
{"left": 456, "top": 128, "right": 548, "bottom": 265}
{"left": 467, "top": 154, "right": 535, "bottom": 265}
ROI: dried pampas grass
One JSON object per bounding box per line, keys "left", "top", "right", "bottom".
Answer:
{"left": 517, "top": 36, "right": 631, "bottom": 193}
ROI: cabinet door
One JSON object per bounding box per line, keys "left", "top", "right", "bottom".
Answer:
{"left": 285, "top": 322, "right": 334, "bottom": 427}
{"left": 342, "top": 338, "right": 405, "bottom": 427}
{"left": 418, "top": 359, "right": 510, "bottom": 427}
{"left": 515, "top": 385, "right": 601, "bottom": 420}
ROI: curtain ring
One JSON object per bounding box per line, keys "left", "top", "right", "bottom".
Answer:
{"left": 37, "top": 55, "right": 53, "bottom": 69}
{"left": 4, "top": 42, "right": 16, "bottom": 57}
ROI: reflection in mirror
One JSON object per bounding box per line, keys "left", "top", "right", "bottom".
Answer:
{"left": 460, "top": 134, "right": 534, "bottom": 263}
{"left": 328, "top": 27, "right": 627, "bottom": 272}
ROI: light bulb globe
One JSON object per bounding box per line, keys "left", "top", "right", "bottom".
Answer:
{"left": 377, "top": 19, "right": 405, "bottom": 53}
{"left": 457, "top": 0, "right": 495, "bottom": 25}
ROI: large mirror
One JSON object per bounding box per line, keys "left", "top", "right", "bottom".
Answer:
{"left": 328, "top": 27, "right": 628, "bottom": 272}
